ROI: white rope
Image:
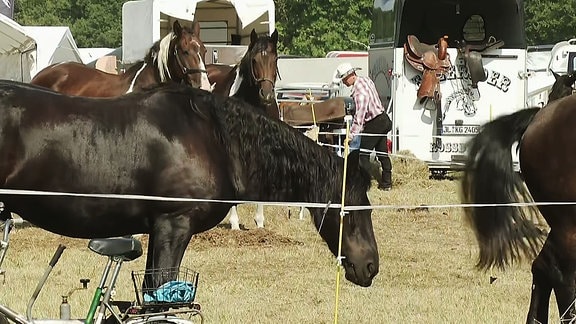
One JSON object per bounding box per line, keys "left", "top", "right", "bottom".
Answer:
{"left": 0, "top": 188, "right": 573, "bottom": 211}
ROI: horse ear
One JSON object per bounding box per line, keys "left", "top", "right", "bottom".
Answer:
{"left": 346, "top": 149, "right": 360, "bottom": 172}
{"left": 553, "top": 71, "right": 560, "bottom": 81}
{"left": 250, "top": 29, "right": 258, "bottom": 46}
{"left": 173, "top": 20, "right": 183, "bottom": 36}
{"left": 192, "top": 20, "right": 201, "bottom": 36}
{"left": 271, "top": 29, "right": 278, "bottom": 44}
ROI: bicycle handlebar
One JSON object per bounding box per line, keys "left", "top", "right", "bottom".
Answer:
{"left": 27, "top": 244, "right": 67, "bottom": 321}
{"left": 49, "top": 245, "right": 66, "bottom": 267}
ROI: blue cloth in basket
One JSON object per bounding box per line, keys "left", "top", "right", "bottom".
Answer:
{"left": 143, "top": 280, "right": 196, "bottom": 303}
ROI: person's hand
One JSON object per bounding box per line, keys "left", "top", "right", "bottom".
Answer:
{"left": 348, "top": 135, "right": 361, "bottom": 150}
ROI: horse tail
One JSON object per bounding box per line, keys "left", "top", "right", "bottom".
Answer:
{"left": 461, "top": 107, "right": 544, "bottom": 270}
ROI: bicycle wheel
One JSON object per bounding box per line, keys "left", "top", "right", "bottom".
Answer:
{"left": 0, "top": 313, "right": 9, "bottom": 324}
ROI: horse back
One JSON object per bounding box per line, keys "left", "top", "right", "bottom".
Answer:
{"left": 521, "top": 95, "right": 576, "bottom": 202}
{"left": 0, "top": 81, "right": 233, "bottom": 236}
{"left": 30, "top": 62, "right": 131, "bottom": 97}
{"left": 206, "top": 64, "right": 236, "bottom": 96}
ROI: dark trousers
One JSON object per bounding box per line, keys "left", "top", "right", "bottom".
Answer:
{"left": 359, "top": 112, "right": 392, "bottom": 188}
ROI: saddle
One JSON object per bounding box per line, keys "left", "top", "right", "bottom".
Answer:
{"left": 404, "top": 35, "right": 451, "bottom": 104}
{"left": 404, "top": 35, "right": 452, "bottom": 146}
{"left": 456, "top": 36, "right": 505, "bottom": 93}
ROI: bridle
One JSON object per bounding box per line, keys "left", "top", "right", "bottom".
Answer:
{"left": 174, "top": 48, "right": 207, "bottom": 76}
{"left": 248, "top": 50, "right": 281, "bottom": 111}
{"left": 173, "top": 37, "right": 207, "bottom": 85}
{"left": 250, "top": 50, "right": 278, "bottom": 88}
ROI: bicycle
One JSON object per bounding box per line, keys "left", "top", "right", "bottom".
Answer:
{"left": 0, "top": 214, "right": 204, "bottom": 324}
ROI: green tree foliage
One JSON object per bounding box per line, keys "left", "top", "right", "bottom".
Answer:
{"left": 275, "top": 0, "right": 373, "bottom": 56}
{"left": 12, "top": 0, "right": 576, "bottom": 54}
{"left": 15, "top": 0, "right": 123, "bottom": 48}
{"left": 524, "top": 0, "right": 576, "bottom": 45}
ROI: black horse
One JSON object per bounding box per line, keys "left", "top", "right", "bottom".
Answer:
{"left": 0, "top": 81, "right": 379, "bottom": 288}
{"left": 548, "top": 71, "right": 576, "bottom": 103}
{"left": 461, "top": 91, "right": 576, "bottom": 321}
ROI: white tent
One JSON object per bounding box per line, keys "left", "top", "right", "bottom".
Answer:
{"left": 0, "top": 15, "right": 36, "bottom": 82}
{"left": 122, "top": 0, "right": 275, "bottom": 64}
{"left": 22, "top": 26, "right": 83, "bottom": 78}
{"left": 79, "top": 47, "right": 117, "bottom": 65}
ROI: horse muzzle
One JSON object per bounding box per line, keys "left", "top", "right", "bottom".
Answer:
{"left": 342, "top": 257, "right": 379, "bottom": 287}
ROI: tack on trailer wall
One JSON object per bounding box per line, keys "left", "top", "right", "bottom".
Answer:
{"left": 122, "top": 0, "right": 275, "bottom": 65}
{"left": 368, "top": 0, "right": 527, "bottom": 172}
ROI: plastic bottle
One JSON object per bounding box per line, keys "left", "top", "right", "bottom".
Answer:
{"left": 60, "top": 295, "right": 70, "bottom": 320}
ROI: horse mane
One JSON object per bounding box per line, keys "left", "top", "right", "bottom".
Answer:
{"left": 199, "top": 92, "right": 371, "bottom": 203}
{"left": 156, "top": 32, "right": 175, "bottom": 82}
{"left": 124, "top": 35, "right": 168, "bottom": 80}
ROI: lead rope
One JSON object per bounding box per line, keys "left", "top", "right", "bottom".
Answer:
{"left": 333, "top": 115, "right": 352, "bottom": 324}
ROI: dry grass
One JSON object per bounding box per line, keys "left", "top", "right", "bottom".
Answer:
{"left": 0, "top": 153, "right": 559, "bottom": 323}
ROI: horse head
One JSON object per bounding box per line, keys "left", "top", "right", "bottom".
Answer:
{"left": 159, "top": 20, "right": 208, "bottom": 89}
{"left": 244, "top": 28, "right": 279, "bottom": 107}
{"left": 311, "top": 150, "right": 379, "bottom": 287}
{"left": 548, "top": 71, "right": 576, "bottom": 103}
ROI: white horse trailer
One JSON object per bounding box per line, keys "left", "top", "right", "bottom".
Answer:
{"left": 368, "top": 0, "right": 528, "bottom": 175}
{"left": 122, "top": 0, "right": 275, "bottom": 65}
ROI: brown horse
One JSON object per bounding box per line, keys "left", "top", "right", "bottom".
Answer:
{"left": 207, "top": 29, "right": 279, "bottom": 119}
{"left": 461, "top": 92, "right": 576, "bottom": 322}
{"left": 206, "top": 29, "right": 279, "bottom": 229}
{"left": 31, "top": 21, "right": 209, "bottom": 96}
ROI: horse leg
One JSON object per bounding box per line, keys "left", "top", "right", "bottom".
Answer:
{"left": 254, "top": 204, "right": 264, "bottom": 228}
{"left": 229, "top": 205, "right": 240, "bottom": 230}
{"left": 527, "top": 243, "right": 554, "bottom": 323}
{"left": 526, "top": 233, "right": 576, "bottom": 323}
{"left": 143, "top": 213, "right": 195, "bottom": 289}
{"left": 554, "top": 278, "right": 576, "bottom": 322}
{"left": 144, "top": 206, "right": 231, "bottom": 287}
{"left": 551, "top": 235, "right": 576, "bottom": 322}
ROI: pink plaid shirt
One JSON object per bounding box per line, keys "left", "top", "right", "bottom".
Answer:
{"left": 350, "top": 76, "right": 385, "bottom": 137}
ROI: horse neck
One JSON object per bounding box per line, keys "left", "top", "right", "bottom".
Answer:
{"left": 121, "top": 62, "right": 161, "bottom": 91}
{"left": 212, "top": 65, "right": 239, "bottom": 96}
{"left": 218, "top": 109, "right": 343, "bottom": 203}
{"left": 233, "top": 80, "right": 260, "bottom": 107}
{"left": 233, "top": 70, "right": 279, "bottom": 119}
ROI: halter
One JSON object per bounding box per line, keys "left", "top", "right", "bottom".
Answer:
{"left": 248, "top": 50, "right": 279, "bottom": 112}
{"left": 174, "top": 47, "right": 207, "bottom": 77}
{"left": 250, "top": 50, "right": 277, "bottom": 87}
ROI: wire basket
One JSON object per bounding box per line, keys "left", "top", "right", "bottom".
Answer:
{"left": 131, "top": 267, "right": 199, "bottom": 307}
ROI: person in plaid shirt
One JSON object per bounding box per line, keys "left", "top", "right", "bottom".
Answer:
{"left": 335, "top": 62, "right": 392, "bottom": 190}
